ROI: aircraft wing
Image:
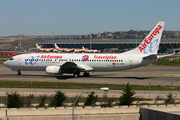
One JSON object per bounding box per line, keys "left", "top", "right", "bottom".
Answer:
{"left": 61, "top": 62, "right": 93, "bottom": 72}
{"left": 76, "top": 64, "right": 93, "bottom": 71}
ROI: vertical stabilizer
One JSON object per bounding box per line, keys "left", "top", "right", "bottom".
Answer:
{"left": 54, "top": 43, "right": 59, "bottom": 49}
{"left": 126, "top": 22, "right": 165, "bottom": 56}
{"left": 82, "top": 46, "right": 85, "bottom": 50}
{"left": 36, "top": 44, "right": 40, "bottom": 49}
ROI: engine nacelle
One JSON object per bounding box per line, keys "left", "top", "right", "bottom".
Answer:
{"left": 46, "top": 66, "right": 62, "bottom": 75}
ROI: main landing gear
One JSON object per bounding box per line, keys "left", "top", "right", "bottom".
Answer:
{"left": 83, "top": 72, "right": 90, "bottom": 77}
{"left": 17, "top": 70, "right": 21, "bottom": 75}
{"left": 73, "top": 72, "right": 80, "bottom": 78}
{"left": 73, "top": 72, "right": 90, "bottom": 77}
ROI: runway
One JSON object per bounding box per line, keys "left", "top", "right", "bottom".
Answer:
{"left": 1, "top": 65, "right": 180, "bottom": 86}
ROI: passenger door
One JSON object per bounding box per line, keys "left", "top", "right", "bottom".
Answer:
{"left": 128, "top": 56, "right": 133, "bottom": 66}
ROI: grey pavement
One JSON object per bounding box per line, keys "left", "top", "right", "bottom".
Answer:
{"left": 1, "top": 65, "right": 180, "bottom": 99}
{"left": 1, "top": 65, "right": 180, "bottom": 86}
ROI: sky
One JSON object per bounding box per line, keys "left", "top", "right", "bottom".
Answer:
{"left": 1, "top": 0, "right": 180, "bottom": 36}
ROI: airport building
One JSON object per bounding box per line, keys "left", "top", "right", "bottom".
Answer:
{"left": 38, "top": 39, "right": 180, "bottom": 53}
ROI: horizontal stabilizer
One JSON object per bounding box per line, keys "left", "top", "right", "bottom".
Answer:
{"left": 158, "top": 53, "right": 174, "bottom": 58}
{"left": 143, "top": 54, "right": 157, "bottom": 59}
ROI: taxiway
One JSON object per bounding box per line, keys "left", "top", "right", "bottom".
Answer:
{"left": 1, "top": 65, "right": 180, "bottom": 86}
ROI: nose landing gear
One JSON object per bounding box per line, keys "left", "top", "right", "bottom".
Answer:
{"left": 17, "top": 70, "right": 21, "bottom": 75}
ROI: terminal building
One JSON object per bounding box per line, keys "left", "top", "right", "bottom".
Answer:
{"left": 38, "top": 39, "right": 180, "bottom": 53}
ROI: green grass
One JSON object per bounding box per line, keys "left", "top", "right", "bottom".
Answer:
{"left": 0, "top": 56, "right": 11, "bottom": 58}
{"left": 0, "top": 81, "right": 179, "bottom": 91}
{"left": 153, "top": 56, "right": 180, "bottom": 66}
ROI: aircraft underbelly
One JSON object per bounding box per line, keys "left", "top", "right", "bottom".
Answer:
{"left": 92, "top": 65, "right": 129, "bottom": 71}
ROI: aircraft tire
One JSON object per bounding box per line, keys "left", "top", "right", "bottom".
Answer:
{"left": 17, "top": 70, "right": 21, "bottom": 75}
{"left": 74, "top": 73, "right": 80, "bottom": 78}
{"left": 83, "top": 72, "right": 90, "bottom": 77}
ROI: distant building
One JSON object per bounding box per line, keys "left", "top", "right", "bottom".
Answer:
{"left": 37, "top": 39, "right": 180, "bottom": 53}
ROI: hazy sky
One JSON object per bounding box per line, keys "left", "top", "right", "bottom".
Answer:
{"left": 1, "top": 0, "right": 180, "bottom": 36}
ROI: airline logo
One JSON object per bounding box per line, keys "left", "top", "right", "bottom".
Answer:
{"left": 139, "top": 25, "right": 162, "bottom": 53}
{"left": 82, "top": 55, "right": 89, "bottom": 62}
{"left": 25, "top": 56, "right": 40, "bottom": 65}
{"left": 94, "top": 55, "right": 117, "bottom": 60}
{"left": 144, "top": 39, "right": 159, "bottom": 54}
{"left": 40, "top": 55, "right": 62, "bottom": 59}
{"left": 25, "top": 55, "right": 62, "bottom": 65}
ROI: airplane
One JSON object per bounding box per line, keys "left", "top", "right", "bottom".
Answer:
{"left": 54, "top": 43, "right": 74, "bottom": 52}
{"left": 82, "top": 47, "right": 100, "bottom": 53}
{"left": 73, "top": 47, "right": 85, "bottom": 52}
{"left": 55, "top": 43, "right": 99, "bottom": 53}
{"left": 36, "top": 44, "right": 57, "bottom": 52}
{"left": 4, "top": 22, "right": 170, "bottom": 77}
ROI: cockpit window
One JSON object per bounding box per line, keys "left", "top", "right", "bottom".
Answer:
{"left": 9, "top": 58, "right": 14, "bottom": 60}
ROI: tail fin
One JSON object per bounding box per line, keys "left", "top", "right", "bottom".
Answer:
{"left": 54, "top": 43, "right": 59, "bottom": 49}
{"left": 82, "top": 46, "right": 85, "bottom": 50}
{"left": 36, "top": 44, "right": 40, "bottom": 49}
{"left": 127, "top": 21, "right": 165, "bottom": 56}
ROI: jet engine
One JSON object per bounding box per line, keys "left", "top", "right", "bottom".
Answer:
{"left": 46, "top": 66, "right": 62, "bottom": 75}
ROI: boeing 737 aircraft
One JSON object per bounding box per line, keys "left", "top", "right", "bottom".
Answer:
{"left": 4, "top": 22, "right": 168, "bottom": 77}
{"left": 82, "top": 47, "right": 100, "bottom": 53}
{"left": 55, "top": 43, "right": 99, "bottom": 53}
{"left": 36, "top": 44, "right": 57, "bottom": 52}
{"left": 54, "top": 43, "right": 74, "bottom": 52}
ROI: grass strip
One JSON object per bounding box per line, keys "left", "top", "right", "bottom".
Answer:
{"left": 153, "top": 55, "right": 180, "bottom": 66}
{"left": 0, "top": 81, "right": 179, "bottom": 91}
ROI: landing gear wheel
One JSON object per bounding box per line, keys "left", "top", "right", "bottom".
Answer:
{"left": 17, "top": 70, "right": 21, "bottom": 75}
{"left": 83, "top": 72, "right": 90, "bottom": 77}
{"left": 74, "top": 73, "right": 80, "bottom": 78}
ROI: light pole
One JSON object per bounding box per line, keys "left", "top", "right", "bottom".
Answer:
{"left": 72, "top": 87, "right": 109, "bottom": 120}
{"left": 89, "top": 32, "right": 92, "bottom": 50}
{"left": 136, "top": 30, "right": 137, "bottom": 47}
{"left": 52, "top": 33, "right": 54, "bottom": 44}
{"left": 149, "top": 82, "right": 151, "bottom": 104}
{"left": 19, "top": 34, "right": 21, "bottom": 52}
{"left": 171, "top": 82, "right": 173, "bottom": 94}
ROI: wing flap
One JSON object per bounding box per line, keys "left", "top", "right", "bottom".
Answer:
{"left": 77, "top": 64, "right": 93, "bottom": 71}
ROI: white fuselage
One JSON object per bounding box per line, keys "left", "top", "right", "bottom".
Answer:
{"left": 4, "top": 52, "right": 155, "bottom": 72}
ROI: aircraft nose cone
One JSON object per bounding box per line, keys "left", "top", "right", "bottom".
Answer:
{"left": 3, "top": 61, "right": 8, "bottom": 67}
